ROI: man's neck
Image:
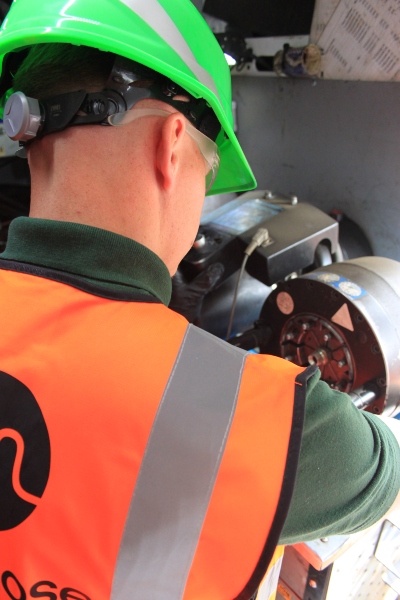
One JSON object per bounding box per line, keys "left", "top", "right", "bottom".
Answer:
{"left": 28, "top": 129, "right": 165, "bottom": 261}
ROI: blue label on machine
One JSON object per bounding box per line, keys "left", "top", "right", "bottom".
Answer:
{"left": 306, "top": 272, "right": 368, "bottom": 299}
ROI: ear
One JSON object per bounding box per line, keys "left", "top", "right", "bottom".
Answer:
{"left": 156, "top": 112, "right": 186, "bottom": 191}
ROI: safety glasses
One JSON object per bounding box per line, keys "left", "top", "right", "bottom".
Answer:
{"left": 108, "top": 108, "right": 220, "bottom": 192}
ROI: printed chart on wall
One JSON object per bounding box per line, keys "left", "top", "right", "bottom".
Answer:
{"left": 310, "top": 0, "right": 400, "bottom": 80}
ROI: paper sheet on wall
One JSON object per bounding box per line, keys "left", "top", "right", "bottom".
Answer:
{"left": 310, "top": 0, "right": 342, "bottom": 42}
{"left": 310, "top": 0, "right": 400, "bottom": 81}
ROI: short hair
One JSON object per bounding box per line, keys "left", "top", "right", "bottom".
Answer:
{"left": 12, "top": 43, "right": 115, "bottom": 99}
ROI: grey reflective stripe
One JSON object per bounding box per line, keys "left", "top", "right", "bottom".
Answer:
{"left": 256, "top": 555, "right": 283, "bottom": 600}
{"left": 119, "top": 0, "right": 221, "bottom": 103}
{"left": 111, "top": 325, "right": 246, "bottom": 600}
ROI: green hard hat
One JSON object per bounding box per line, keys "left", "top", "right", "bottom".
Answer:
{"left": 0, "top": 0, "right": 257, "bottom": 196}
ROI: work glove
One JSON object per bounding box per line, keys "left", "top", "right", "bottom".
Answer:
{"left": 169, "top": 263, "right": 224, "bottom": 323}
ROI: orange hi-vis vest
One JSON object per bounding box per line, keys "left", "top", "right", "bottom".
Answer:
{"left": 0, "top": 262, "right": 315, "bottom": 600}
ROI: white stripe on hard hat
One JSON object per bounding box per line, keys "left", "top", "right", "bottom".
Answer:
{"left": 119, "top": 0, "right": 221, "bottom": 104}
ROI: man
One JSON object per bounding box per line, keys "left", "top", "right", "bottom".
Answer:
{"left": 0, "top": 1, "right": 399, "bottom": 599}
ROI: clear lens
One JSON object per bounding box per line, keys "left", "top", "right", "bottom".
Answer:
{"left": 205, "top": 167, "right": 217, "bottom": 193}
{"left": 184, "top": 122, "right": 220, "bottom": 192}
{"left": 108, "top": 108, "right": 220, "bottom": 192}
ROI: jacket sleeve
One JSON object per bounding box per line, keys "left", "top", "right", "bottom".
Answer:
{"left": 279, "top": 370, "right": 400, "bottom": 545}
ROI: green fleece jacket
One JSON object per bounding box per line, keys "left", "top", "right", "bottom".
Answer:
{"left": 2, "top": 216, "right": 399, "bottom": 545}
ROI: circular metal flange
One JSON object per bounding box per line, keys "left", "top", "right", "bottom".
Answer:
{"left": 281, "top": 314, "right": 354, "bottom": 392}
{"left": 258, "top": 257, "right": 400, "bottom": 414}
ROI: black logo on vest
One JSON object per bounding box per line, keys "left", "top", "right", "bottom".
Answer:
{"left": 0, "top": 371, "right": 50, "bottom": 529}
